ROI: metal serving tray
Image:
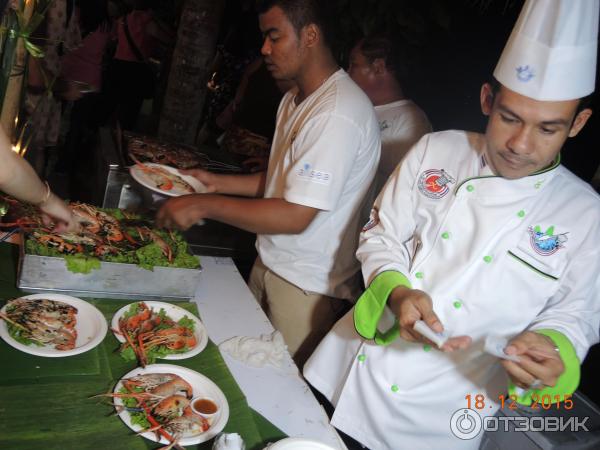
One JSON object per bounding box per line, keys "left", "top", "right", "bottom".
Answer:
{"left": 17, "top": 245, "right": 202, "bottom": 300}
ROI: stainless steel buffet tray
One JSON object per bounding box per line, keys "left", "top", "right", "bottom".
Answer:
{"left": 16, "top": 245, "right": 202, "bottom": 300}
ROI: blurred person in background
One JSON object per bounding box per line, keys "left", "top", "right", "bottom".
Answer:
{"left": 101, "top": 0, "right": 173, "bottom": 130}
{"left": 349, "top": 34, "right": 431, "bottom": 194}
{"left": 25, "top": 0, "right": 83, "bottom": 175}
{"left": 57, "top": 0, "right": 115, "bottom": 198}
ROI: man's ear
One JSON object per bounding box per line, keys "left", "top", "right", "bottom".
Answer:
{"left": 372, "top": 58, "right": 386, "bottom": 75}
{"left": 302, "top": 23, "right": 319, "bottom": 48}
{"left": 480, "top": 83, "right": 494, "bottom": 116}
{"left": 568, "top": 108, "right": 592, "bottom": 137}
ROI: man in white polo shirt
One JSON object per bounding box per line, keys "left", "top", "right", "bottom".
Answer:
{"left": 157, "top": 0, "right": 380, "bottom": 366}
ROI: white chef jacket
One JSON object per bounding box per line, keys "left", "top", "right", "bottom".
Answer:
{"left": 304, "top": 130, "right": 600, "bottom": 450}
{"left": 257, "top": 69, "right": 380, "bottom": 299}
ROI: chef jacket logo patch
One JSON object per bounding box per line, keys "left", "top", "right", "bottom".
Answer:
{"left": 418, "top": 169, "right": 455, "bottom": 199}
{"left": 528, "top": 225, "right": 568, "bottom": 256}
{"left": 362, "top": 207, "right": 379, "bottom": 232}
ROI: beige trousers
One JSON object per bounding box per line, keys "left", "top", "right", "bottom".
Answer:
{"left": 248, "top": 258, "right": 349, "bottom": 368}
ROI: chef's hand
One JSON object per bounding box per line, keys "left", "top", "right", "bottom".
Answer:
{"left": 501, "top": 331, "right": 564, "bottom": 390}
{"left": 388, "top": 285, "right": 471, "bottom": 352}
{"left": 39, "top": 193, "right": 79, "bottom": 233}
{"left": 156, "top": 194, "right": 207, "bottom": 230}
{"left": 180, "top": 169, "right": 219, "bottom": 193}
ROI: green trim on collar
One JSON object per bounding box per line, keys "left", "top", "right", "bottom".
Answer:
{"left": 354, "top": 271, "right": 411, "bottom": 345}
{"left": 454, "top": 154, "right": 561, "bottom": 193}
{"left": 509, "top": 329, "right": 580, "bottom": 406}
{"left": 532, "top": 153, "right": 561, "bottom": 176}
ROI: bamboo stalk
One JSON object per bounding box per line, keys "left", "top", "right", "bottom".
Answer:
{"left": 0, "top": 0, "right": 35, "bottom": 139}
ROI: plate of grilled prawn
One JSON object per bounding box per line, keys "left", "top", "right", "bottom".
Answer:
{"left": 0, "top": 294, "right": 107, "bottom": 357}
{"left": 130, "top": 162, "right": 207, "bottom": 197}
{"left": 110, "top": 364, "right": 229, "bottom": 447}
{"left": 111, "top": 301, "right": 208, "bottom": 366}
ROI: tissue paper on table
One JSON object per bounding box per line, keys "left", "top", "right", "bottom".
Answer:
{"left": 219, "top": 330, "right": 287, "bottom": 368}
{"left": 212, "top": 433, "right": 245, "bottom": 450}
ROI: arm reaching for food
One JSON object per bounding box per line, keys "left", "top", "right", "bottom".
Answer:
{"left": 0, "top": 127, "right": 78, "bottom": 232}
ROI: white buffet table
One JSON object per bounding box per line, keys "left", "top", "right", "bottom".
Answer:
{"left": 194, "top": 256, "right": 346, "bottom": 449}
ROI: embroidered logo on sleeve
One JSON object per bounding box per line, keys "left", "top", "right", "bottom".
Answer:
{"left": 528, "top": 225, "right": 568, "bottom": 255}
{"left": 417, "top": 169, "right": 455, "bottom": 199}
{"left": 362, "top": 207, "right": 380, "bottom": 232}
{"left": 297, "top": 162, "right": 332, "bottom": 185}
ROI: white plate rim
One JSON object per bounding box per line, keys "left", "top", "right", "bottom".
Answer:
{"left": 111, "top": 301, "right": 208, "bottom": 360}
{"left": 114, "top": 363, "right": 229, "bottom": 446}
{"left": 268, "top": 438, "right": 338, "bottom": 450}
{"left": 0, "top": 293, "right": 108, "bottom": 357}
{"left": 129, "top": 163, "right": 207, "bottom": 197}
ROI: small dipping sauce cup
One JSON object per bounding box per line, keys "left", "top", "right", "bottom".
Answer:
{"left": 191, "top": 396, "right": 219, "bottom": 419}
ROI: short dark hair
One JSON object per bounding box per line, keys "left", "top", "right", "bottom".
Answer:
{"left": 357, "top": 34, "right": 407, "bottom": 84}
{"left": 255, "top": 0, "right": 335, "bottom": 50}
{"left": 488, "top": 76, "right": 595, "bottom": 115}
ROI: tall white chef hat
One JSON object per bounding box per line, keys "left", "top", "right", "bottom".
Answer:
{"left": 493, "top": 0, "right": 599, "bottom": 101}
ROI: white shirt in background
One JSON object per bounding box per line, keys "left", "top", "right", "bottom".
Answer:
{"left": 375, "top": 99, "right": 431, "bottom": 193}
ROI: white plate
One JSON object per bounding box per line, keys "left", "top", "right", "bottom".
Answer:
{"left": 114, "top": 364, "right": 229, "bottom": 446}
{"left": 130, "top": 163, "right": 207, "bottom": 197}
{"left": 0, "top": 293, "right": 108, "bottom": 357}
{"left": 266, "top": 438, "right": 337, "bottom": 450}
{"left": 111, "top": 301, "right": 208, "bottom": 360}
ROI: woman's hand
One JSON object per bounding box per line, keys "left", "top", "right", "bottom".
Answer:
{"left": 38, "top": 194, "right": 79, "bottom": 233}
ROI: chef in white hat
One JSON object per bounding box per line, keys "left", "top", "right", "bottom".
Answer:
{"left": 304, "top": 1, "right": 600, "bottom": 449}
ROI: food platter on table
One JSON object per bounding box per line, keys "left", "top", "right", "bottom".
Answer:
{"left": 130, "top": 162, "right": 207, "bottom": 197}
{"left": 111, "top": 301, "right": 208, "bottom": 363}
{"left": 0, "top": 293, "right": 107, "bottom": 357}
{"left": 113, "top": 364, "right": 229, "bottom": 446}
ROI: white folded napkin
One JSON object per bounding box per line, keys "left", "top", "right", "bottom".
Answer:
{"left": 212, "top": 433, "right": 245, "bottom": 450}
{"left": 219, "top": 330, "right": 287, "bottom": 368}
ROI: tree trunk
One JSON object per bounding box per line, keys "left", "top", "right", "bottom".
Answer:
{"left": 158, "top": 0, "right": 224, "bottom": 144}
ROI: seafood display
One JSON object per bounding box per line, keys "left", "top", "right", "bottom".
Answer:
{"left": 18, "top": 201, "right": 199, "bottom": 272}
{"left": 0, "top": 297, "right": 77, "bottom": 350}
{"left": 125, "top": 132, "right": 241, "bottom": 173}
{"left": 114, "top": 302, "right": 200, "bottom": 366}
{"left": 127, "top": 134, "right": 204, "bottom": 170}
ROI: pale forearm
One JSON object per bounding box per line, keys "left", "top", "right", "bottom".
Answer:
{"left": 0, "top": 132, "right": 48, "bottom": 205}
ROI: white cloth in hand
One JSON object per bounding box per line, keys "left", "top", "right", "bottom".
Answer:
{"left": 219, "top": 330, "right": 287, "bottom": 368}
{"left": 212, "top": 433, "right": 245, "bottom": 450}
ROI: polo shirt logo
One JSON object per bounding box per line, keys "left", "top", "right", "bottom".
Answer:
{"left": 297, "top": 162, "right": 331, "bottom": 185}
{"left": 417, "top": 169, "right": 455, "bottom": 199}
